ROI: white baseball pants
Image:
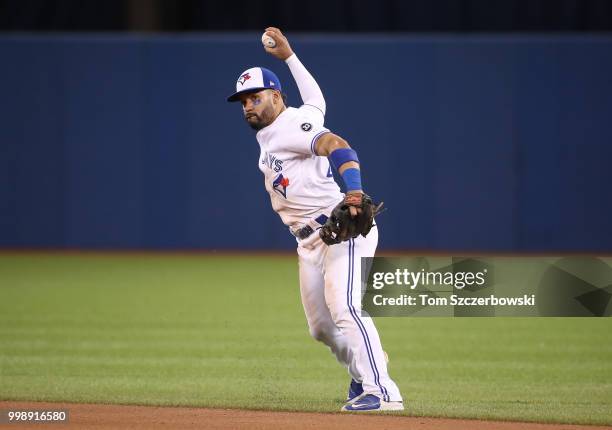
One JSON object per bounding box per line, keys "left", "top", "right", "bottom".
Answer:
{"left": 296, "top": 225, "right": 402, "bottom": 402}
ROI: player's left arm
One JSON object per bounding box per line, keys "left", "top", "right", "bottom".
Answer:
{"left": 315, "top": 132, "right": 364, "bottom": 215}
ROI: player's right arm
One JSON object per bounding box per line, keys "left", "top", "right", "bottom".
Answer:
{"left": 263, "top": 27, "right": 326, "bottom": 117}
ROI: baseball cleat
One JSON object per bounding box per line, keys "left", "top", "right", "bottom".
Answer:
{"left": 346, "top": 352, "right": 390, "bottom": 404}
{"left": 341, "top": 394, "right": 404, "bottom": 412}
{"left": 346, "top": 379, "right": 364, "bottom": 403}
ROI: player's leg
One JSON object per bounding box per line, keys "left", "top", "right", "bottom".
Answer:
{"left": 324, "top": 226, "right": 403, "bottom": 404}
{"left": 297, "top": 243, "right": 361, "bottom": 381}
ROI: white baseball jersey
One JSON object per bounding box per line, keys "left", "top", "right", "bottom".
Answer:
{"left": 256, "top": 105, "right": 343, "bottom": 227}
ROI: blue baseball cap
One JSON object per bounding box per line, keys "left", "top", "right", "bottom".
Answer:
{"left": 227, "top": 67, "right": 282, "bottom": 102}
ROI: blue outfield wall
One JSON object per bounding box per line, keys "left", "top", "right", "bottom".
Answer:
{"left": 1, "top": 34, "right": 612, "bottom": 251}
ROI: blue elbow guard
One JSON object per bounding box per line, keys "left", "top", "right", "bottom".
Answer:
{"left": 328, "top": 148, "right": 359, "bottom": 170}
{"left": 341, "top": 168, "right": 362, "bottom": 192}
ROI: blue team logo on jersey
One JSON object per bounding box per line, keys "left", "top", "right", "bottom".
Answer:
{"left": 262, "top": 151, "right": 284, "bottom": 172}
{"left": 272, "top": 173, "right": 290, "bottom": 198}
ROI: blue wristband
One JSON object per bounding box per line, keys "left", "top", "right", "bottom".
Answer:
{"left": 341, "top": 168, "right": 362, "bottom": 192}
{"left": 328, "top": 148, "right": 359, "bottom": 170}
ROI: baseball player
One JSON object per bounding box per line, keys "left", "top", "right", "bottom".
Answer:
{"left": 227, "top": 27, "right": 403, "bottom": 412}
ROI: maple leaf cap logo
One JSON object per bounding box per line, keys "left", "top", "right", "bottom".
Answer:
{"left": 238, "top": 73, "right": 251, "bottom": 86}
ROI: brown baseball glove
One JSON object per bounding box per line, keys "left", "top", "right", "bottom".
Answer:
{"left": 319, "top": 193, "right": 384, "bottom": 245}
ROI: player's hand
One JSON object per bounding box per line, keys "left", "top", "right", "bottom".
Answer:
{"left": 345, "top": 191, "right": 364, "bottom": 218}
{"left": 263, "top": 27, "right": 294, "bottom": 60}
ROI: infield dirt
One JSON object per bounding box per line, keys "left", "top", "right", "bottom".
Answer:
{"left": 1, "top": 401, "right": 611, "bottom": 430}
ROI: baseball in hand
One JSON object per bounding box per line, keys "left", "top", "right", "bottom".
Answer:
{"left": 261, "top": 33, "right": 276, "bottom": 48}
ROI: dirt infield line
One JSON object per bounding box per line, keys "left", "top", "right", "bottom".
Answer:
{"left": 1, "top": 402, "right": 610, "bottom": 430}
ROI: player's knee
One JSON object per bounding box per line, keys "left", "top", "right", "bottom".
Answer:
{"left": 329, "top": 309, "right": 353, "bottom": 329}
{"left": 309, "top": 326, "right": 330, "bottom": 343}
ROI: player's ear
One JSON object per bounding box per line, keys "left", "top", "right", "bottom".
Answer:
{"left": 272, "top": 90, "right": 282, "bottom": 105}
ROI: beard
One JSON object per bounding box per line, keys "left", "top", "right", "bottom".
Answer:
{"left": 245, "top": 105, "right": 274, "bottom": 131}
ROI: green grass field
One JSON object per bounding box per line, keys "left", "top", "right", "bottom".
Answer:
{"left": 1, "top": 253, "right": 611, "bottom": 425}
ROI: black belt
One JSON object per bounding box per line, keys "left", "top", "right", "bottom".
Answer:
{"left": 293, "top": 214, "right": 328, "bottom": 240}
